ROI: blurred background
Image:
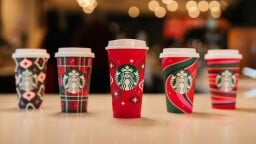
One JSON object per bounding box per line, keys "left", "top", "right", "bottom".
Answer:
{"left": 0, "top": 0, "right": 255, "bottom": 93}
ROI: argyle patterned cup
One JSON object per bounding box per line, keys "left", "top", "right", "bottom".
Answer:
{"left": 205, "top": 49, "right": 242, "bottom": 109}
{"left": 55, "top": 48, "right": 94, "bottom": 113}
{"left": 106, "top": 39, "right": 148, "bottom": 118}
{"left": 12, "top": 49, "right": 49, "bottom": 109}
{"left": 160, "top": 48, "right": 199, "bottom": 114}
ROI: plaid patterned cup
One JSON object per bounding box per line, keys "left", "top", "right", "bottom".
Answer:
{"left": 12, "top": 49, "right": 50, "bottom": 110}
{"left": 55, "top": 48, "right": 95, "bottom": 113}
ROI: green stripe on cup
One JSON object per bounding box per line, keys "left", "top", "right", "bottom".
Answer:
{"left": 166, "top": 97, "right": 184, "bottom": 113}
{"left": 163, "top": 58, "right": 196, "bottom": 114}
{"left": 163, "top": 58, "right": 196, "bottom": 81}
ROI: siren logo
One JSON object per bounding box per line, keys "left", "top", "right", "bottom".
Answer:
{"left": 171, "top": 70, "right": 192, "bottom": 94}
{"left": 18, "top": 69, "right": 38, "bottom": 91}
{"left": 115, "top": 65, "right": 139, "bottom": 91}
{"left": 216, "top": 70, "right": 236, "bottom": 92}
{"left": 63, "top": 69, "right": 85, "bottom": 94}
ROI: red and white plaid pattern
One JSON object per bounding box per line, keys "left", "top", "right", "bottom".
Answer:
{"left": 57, "top": 57, "right": 93, "bottom": 113}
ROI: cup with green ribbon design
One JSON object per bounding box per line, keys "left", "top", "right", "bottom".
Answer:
{"left": 160, "top": 48, "right": 199, "bottom": 113}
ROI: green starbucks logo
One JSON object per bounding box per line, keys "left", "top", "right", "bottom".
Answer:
{"left": 171, "top": 70, "right": 192, "bottom": 94}
{"left": 216, "top": 70, "right": 236, "bottom": 92}
{"left": 18, "top": 69, "right": 38, "bottom": 91}
{"left": 115, "top": 65, "right": 139, "bottom": 91}
{"left": 63, "top": 69, "right": 85, "bottom": 94}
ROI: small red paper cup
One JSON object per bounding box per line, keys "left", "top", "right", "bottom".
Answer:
{"left": 205, "top": 49, "right": 242, "bottom": 110}
{"left": 106, "top": 39, "right": 148, "bottom": 118}
{"left": 160, "top": 48, "right": 199, "bottom": 114}
{"left": 12, "top": 49, "right": 49, "bottom": 109}
{"left": 55, "top": 48, "right": 94, "bottom": 113}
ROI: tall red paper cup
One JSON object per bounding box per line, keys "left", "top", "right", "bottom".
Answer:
{"left": 12, "top": 49, "right": 49, "bottom": 109}
{"left": 205, "top": 49, "right": 242, "bottom": 109}
{"left": 55, "top": 48, "right": 95, "bottom": 113}
{"left": 106, "top": 39, "right": 148, "bottom": 118}
{"left": 160, "top": 48, "right": 199, "bottom": 114}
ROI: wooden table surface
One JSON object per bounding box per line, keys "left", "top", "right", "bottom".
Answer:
{"left": 0, "top": 78, "right": 256, "bottom": 144}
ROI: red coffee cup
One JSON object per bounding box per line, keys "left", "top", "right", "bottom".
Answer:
{"left": 205, "top": 49, "right": 242, "bottom": 109}
{"left": 160, "top": 48, "right": 199, "bottom": 113}
{"left": 106, "top": 39, "right": 148, "bottom": 118}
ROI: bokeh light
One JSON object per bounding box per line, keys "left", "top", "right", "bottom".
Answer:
{"left": 186, "top": 0, "right": 197, "bottom": 10}
{"left": 167, "top": 0, "right": 178, "bottom": 12}
{"left": 209, "top": 0, "right": 221, "bottom": 10}
{"left": 83, "top": 6, "right": 94, "bottom": 14}
{"left": 77, "top": 0, "right": 97, "bottom": 8}
{"left": 154, "top": 6, "right": 166, "bottom": 18}
{"left": 198, "top": 0, "right": 209, "bottom": 12}
{"left": 211, "top": 7, "right": 221, "bottom": 18}
{"left": 148, "top": 0, "right": 160, "bottom": 11}
{"left": 188, "top": 7, "right": 200, "bottom": 18}
{"left": 128, "top": 6, "right": 140, "bottom": 18}
{"left": 162, "top": 0, "right": 173, "bottom": 5}
{"left": 77, "top": 0, "right": 97, "bottom": 14}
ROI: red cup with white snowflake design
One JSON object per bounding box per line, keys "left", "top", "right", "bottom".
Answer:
{"left": 205, "top": 49, "right": 242, "bottom": 109}
{"left": 160, "top": 48, "right": 199, "bottom": 114}
{"left": 12, "top": 49, "right": 50, "bottom": 109}
{"left": 106, "top": 39, "right": 148, "bottom": 118}
{"left": 55, "top": 48, "right": 94, "bottom": 113}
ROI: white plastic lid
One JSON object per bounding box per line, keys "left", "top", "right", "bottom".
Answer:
{"left": 205, "top": 49, "right": 242, "bottom": 59}
{"left": 105, "top": 39, "right": 149, "bottom": 50}
{"left": 160, "top": 48, "right": 199, "bottom": 58}
{"left": 55, "top": 47, "right": 95, "bottom": 58}
{"left": 12, "top": 49, "right": 50, "bottom": 58}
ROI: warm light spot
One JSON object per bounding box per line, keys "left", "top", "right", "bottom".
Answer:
{"left": 167, "top": 0, "right": 178, "bottom": 12}
{"left": 128, "top": 6, "right": 140, "bottom": 18}
{"left": 211, "top": 7, "right": 221, "bottom": 18}
{"left": 83, "top": 7, "right": 94, "bottom": 14}
{"left": 77, "top": 0, "right": 97, "bottom": 8}
{"left": 220, "top": 0, "right": 228, "bottom": 10}
{"left": 188, "top": 7, "right": 200, "bottom": 18}
{"left": 148, "top": 0, "right": 160, "bottom": 11}
{"left": 186, "top": 0, "right": 197, "bottom": 10}
{"left": 154, "top": 6, "right": 166, "bottom": 18}
{"left": 78, "top": 0, "right": 97, "bottom": 14}
{"left": 162, "top": 0, "right": 173, "bottom": 5}
{"left": 198, "top": 0, "right": 209, "bottom": 12}
{"left": 209, "top": 0, "right": 220, "bottom": 10}
{"left": 92, "top": 0, "right": 97, "bottom": 8}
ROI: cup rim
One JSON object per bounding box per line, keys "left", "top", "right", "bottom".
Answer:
{"left": 105, "top": 39, "right": 149, "bottom": 50}
{"left": 55, "top": 47, "right": 95, "bottom": 58}
{"left": 12, "top": 48, "right": 50, "bottom": 58}
{"left": 159, "top": 48, "right": 200, "bottom": 58}
{"left": 205, "top": 49, "right": 242, "bottom": 59}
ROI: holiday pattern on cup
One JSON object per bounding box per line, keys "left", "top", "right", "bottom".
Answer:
{"left": 207, "top": 59, "right": 240, "bottom": 109}
{"left": 18, "top": 69, "right": 38, "bottom": 91}
{"left": 110, "top": 61, "right": 144, "bottom": 104}
{"left": 115, "top": 65, "right": 139, "bottom": 91}
{"left": 107, "top": 49, "right": 146, "bottom": 118}
{"left": 216, "top": 70, "right": 236, "bottom": 92}
{"left": 110, "top": 60, "right": 144, "bottom": 116}
{"left": 14, "top": 57, "right": 48, "bottom": 109}
{"left": 63, "top": 69, "right": 85, "bottom": 94}
{"left": 171, "top": 70, "right": 192, "bottom": 95}
{"left": 57, "top": 57, "right": 92, "bottom": 113}
{"left": 162, "top": 57, "right": 198, "bottom": 113}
